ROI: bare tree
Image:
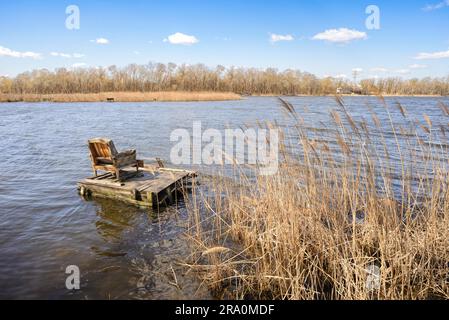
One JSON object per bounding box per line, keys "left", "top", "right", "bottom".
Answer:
{"left": 1, "top": 63, "right": 448, "bottom": 96}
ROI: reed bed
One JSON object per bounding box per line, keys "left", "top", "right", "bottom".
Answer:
{"left": 0, "top": 91, "right": 241, "bottom": 103}
{"left": 185, "top": 97, "right": 449, "bottom": 300}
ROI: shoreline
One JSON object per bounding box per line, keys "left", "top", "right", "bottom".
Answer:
{"left": 252, "top": 93, "right": 448, "bottom": 98}
{"left": 0, "top": 91, "right": 242, "bottom": 103}
{"left": 0, "top": 92, "right": 447, "bottom": 103}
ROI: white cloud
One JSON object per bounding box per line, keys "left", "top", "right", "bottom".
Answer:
{"left": 312, "top": 28, "right": 367, "bottom": 43}
{"left": 51, "top": 52, "right": 70, "bottom": 58}
{"left": 70, "top": 63, "right": 88, "bottom": 69}
{"left": 50, "top": 52, "right": 85, "bottom": 58}
{"left": 352, "top": 68, "right": 363, "bottom": 73}
{"left": 270, "top": 33, "right": 294, "bottom": 43}
{"left": 414, "top": 49, "right": 449, "bottom": 60}
{"left": 91, "top": 38, "right": 109, "bottom": 45}
{"left": 423, "top": 0, "right": 449, "bottom": 11}
{"left": 334, "top": 74, "right": 348, "bottom": 79}
{"left": 409, "top": 64, "right": 427, "bottom": 69}
{"left": 0, "top": 45, "right": 41, "bottom": 59}
{"left": 164, "top": 32, "right": 199, "bottom": 45}
{"left": 370, "top": 67, "right": 388, "bottom": 72}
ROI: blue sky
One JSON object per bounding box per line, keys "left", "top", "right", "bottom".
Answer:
{"left": 1, "top": 0, "right": 448, "bottom": 79}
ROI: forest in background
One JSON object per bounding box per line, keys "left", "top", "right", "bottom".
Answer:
{"left": 1, "top": 62, "right": 449, "bottom": 96}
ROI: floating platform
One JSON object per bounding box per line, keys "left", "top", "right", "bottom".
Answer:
{"left": 77, "top": 164, "right": 196, "bottom": 208}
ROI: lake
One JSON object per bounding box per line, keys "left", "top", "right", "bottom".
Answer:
{"left": 0, "top": 96, "right": 448, "bottom": 299}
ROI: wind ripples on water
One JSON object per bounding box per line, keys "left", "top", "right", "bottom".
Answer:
{"left": 0, "top": 96, "right": 448, "bottom": 299}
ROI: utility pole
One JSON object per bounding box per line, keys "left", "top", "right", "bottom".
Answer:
{"left": 352, "top": 70, "right": 359, "bottom": 85}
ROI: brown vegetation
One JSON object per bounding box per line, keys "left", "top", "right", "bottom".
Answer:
{"left": 186, "top": 98, "right": 449, "bottom": 300}
{"left": 0, "top": 91, "right": 241, "bottom": 102}
{"left": 1, "top": 63, "right": 448, "bottom": 97}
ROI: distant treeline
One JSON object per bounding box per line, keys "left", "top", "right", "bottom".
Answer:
{"left": 1, "top": 63, "right": 449, "bottom": 96}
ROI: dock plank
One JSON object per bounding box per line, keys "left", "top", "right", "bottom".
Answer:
{"left": 77, "top": 167, "right": 195, "bottom": 208}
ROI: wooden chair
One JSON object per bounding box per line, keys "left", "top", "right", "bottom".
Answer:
{"left": 88, "top": 138, "right": 139, "bottom": 181}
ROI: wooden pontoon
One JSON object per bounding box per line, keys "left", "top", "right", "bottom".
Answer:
{"left": 78, "top": 164, "right": 196, "bottom": 208}
{"left": 78, "top": 138, "right": 196, "bottom": 208}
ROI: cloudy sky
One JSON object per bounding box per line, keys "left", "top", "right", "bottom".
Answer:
{"left": 1, "top": 0, "right": 448, "bottom": 79}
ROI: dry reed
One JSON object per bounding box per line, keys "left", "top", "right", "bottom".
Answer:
{"left": 185, "top": 97, "right": 449, "bottom": 300}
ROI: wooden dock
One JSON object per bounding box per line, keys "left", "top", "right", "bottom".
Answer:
{"left": 77, "top": 164, "right": 196, "bottom": 208}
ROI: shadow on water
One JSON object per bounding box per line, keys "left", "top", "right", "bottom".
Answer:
{"left": 64, "top": 197, "right": 211, "bottom": 300}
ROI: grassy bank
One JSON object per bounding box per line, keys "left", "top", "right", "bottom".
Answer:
{"left": 186, "top": 97, "right": 449, "bottom": 300}
{"left": 0, "top": 91, "right": 242, "bottom": 103}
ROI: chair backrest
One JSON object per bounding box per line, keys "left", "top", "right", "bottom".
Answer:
{"left": 88, "top": 138, "right": 118, "bottom": 164}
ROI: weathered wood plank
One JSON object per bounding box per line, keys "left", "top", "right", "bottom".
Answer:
{"left": 78, "top": 166, "right": 195, "bottom": 208}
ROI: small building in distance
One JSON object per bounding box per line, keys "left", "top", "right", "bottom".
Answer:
{"left": 336, "top": 84, "right": 364, "bottom": 95}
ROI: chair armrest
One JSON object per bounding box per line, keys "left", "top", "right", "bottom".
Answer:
{"left": 114, "top": 149, "right": 136, "bottom": 159}
{"left": 113, "top": 149, "right": 137, "bottom": 167}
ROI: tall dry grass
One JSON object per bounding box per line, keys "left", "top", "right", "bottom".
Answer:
{"left": 0, "top": 91, "right": 241, "bottom": 103}
{"left": 185, "top": 97, "right": 449, "bottom": 300}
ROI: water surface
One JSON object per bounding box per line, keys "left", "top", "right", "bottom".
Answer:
{"left": 0, "top": 96, "right": 448, "bottom": 299}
